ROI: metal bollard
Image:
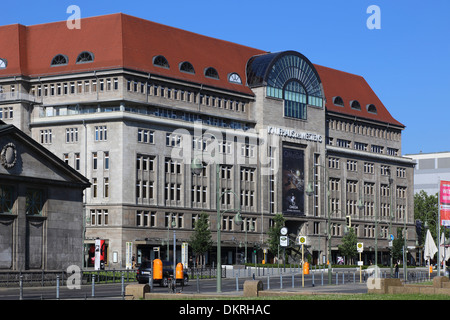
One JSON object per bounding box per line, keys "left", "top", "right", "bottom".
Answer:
{"left": 280, "top": 274, "right": 283, "bottom": 289}
{"left": 321, "top": 270, "right": 324, "bottom": 286}
{"left": 56, "top": 275, "right": 60, "bottom": 300}
{"left": 19, "top": 275, "right": 23, "bottom": 300}
{"left": 121, "top": 273, "right": 125, "bottom": 299}
{"left": 267, "top": 276, "right": 270, "bottom": 290}
{"left": 292, "top": 274, "right": 294, "bottom": 288}
{"left": 91, "top": 274, "right": 95, "bottom": 297}
{"left": 312, "top": 271, "right": 315, "bottom": 287}
{"left": 236, "top": 276, "right": 239, "bottom": 291}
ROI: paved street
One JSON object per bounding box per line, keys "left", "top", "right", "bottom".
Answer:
{"left": 0, "top": 270, "right": 374, "bottom": 300}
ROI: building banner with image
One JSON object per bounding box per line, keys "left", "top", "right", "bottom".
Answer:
{"left": 282, "top": 147, "right": 305, "bottom": 216}
{"left": 440, "top": 180, "right": 450, "bottom": 226}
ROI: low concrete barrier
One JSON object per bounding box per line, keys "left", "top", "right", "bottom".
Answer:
{"left": 367, "top": 278, "right": 403, "bottom": 294}
{"left": 125, "top": 284, "right": 150, "bottom": 300}
{"left": 243, "top": 280, "right": 264, "bottom": 297}
{"left": 377, "top": 277, "right": 450, "bottom": 296}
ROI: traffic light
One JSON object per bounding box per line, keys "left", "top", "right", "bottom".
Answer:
{"left": 346, "top": 215, "right": 351, "bottom": 228}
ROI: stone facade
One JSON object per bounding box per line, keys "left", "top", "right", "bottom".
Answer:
{"left": 0, "top": 124, "right": 89, "bottom": 270}
{"left": 0, "top": 14, "right": 416, "bottom": 269}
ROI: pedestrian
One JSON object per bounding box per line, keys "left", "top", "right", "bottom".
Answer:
{"left": 395, "top": 261, "right": 399, "bottom": 278}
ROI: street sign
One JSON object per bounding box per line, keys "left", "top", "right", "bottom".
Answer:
{"left": 280, "top": 227, "right": 288, "bottom": 235}
{"left": 389, "top": 234, "right": 394, "bottom": 241}
{"left": 357, "top": 242, "right": 364, "bottom": 253}
{"left": 280, "top": 236, "right": 289, "bottom": 247}
{"left": 298, "top": 236, "right": 307, "bottom": 245}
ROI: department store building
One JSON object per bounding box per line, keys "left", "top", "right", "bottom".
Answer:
{"left": 0, "top": 13, "right": 416, "bottom": 268}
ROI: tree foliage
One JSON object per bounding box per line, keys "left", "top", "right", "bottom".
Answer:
{"left": 189, "top": 212, "right": 213, "bottom": 266}
{"left": 414, "top": 190, "right": 439, "bottom": 245}
{"left": 267, "top": 213, "right": 286, "bottom": 257}
{"left": 338, "top": 228, "right": 358, "bottom": 264}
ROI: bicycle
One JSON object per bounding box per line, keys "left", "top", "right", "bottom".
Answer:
{"left": 167, "top": 277, "right": 176, "bottom": 293}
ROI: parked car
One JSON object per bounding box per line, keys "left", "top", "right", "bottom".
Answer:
{"left": 136, "top": 260, "right": 188, "bottom": 286}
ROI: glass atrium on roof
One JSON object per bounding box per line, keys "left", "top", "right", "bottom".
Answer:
{"left": 246, "top": 51, "right": 324, "bottom": 120}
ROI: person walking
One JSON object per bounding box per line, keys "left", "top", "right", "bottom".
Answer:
{"left": 394, "top": 261, "right": 399, "bottom": 278}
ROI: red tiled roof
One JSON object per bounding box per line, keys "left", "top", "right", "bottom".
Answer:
{"left": 314, "top": 64, "right": 404, "bottom": 127}
{"left": 0, "top": 13, "right": 265, "bottom": 96}
{"left": 0, "top": 13, "right": 403, "bottom": 126}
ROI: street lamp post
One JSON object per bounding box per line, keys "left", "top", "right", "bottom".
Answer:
{"left": 192, "top": 158, "right": 241, "bottom": 293}
{"left": 172, "top": 216, "right": 176, "bottom": 288}
{"left": 306, "top": 162, "right": 332, "bottom": 285}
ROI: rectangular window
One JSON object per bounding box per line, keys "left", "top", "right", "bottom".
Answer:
{"left": 364, "top": 162, "right": 374, "bottom": 174}
{"left": 166, "top": 133, "right": 182, "bottom": 147}
{"left": 92, "top": 152, "right": 98, "bottom": 170}
{"left": 95, "top": 126, "right": 107, "bottom": 141}
{"left": 90, "top": 209, "right": 108, "bottom": 226}
{"left": 104, "top": 151, "right": 109, "bottom": 170}
{"left": 0, "top": 185, "right": 14, "bottom": 213}
{"left": 92, "top": 178, "right": 98, "bottom": 198}
{"left": 104, "top": 178, "right": 109, "bottom": 198}
{"left": 40, "top": 129, "right": 52, "bottom": 144}
{"left": 25, "top": 189, "right": 44, "bottom": 215}
{"left": 328, "top": 157, "right": 340, "bottom": 169}
{"left": 138, "top": 129, "right": 154, "bottom": 144}
{"left": 74, "top": 153, "right": 80, "bottom": 170}
{"left": 65, "top": 128, "right": 78, "bottom": 143}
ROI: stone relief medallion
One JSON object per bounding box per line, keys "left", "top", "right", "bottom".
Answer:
{"left": 1, "top": 143, "right": 17, "bottom": 169}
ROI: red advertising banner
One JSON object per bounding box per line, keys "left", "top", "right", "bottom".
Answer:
{"left": 440, "top": 181, "right": 450, "bottom": 226}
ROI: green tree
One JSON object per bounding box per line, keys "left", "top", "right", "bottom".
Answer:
{"left": 392, "top": 227, "right": 405, "bottom": 262}
{"left": 414, "top": 190, "right": 438, "bottom": 244}
{"left": 267, "top": 213, "right": 286, "bottom": 259}
{"left": 338, "top": 228, "right": 358, "bottom": 264}
{"left": 189, "top": 212, "right": 213, "bottom": 267}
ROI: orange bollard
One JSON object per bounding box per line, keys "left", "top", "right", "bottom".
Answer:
{"left": 176, "top": 262, "right": 184, "bottom": 279}
{"left": 153, "top": 259, "right": 162, "bottom": 280}
{"left": 303, "top": 262, "right": 310, "bottom": 275}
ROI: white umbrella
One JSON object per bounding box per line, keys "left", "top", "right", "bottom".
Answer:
{"left": 424, "top": 229, "right": 438, "bottom": 261}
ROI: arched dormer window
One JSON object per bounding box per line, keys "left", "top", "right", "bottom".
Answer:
{"left": 228, "top": 72, "right": 242, "bottom": 84}
{"left": 153, "top": 55, "right": 169, "bottom": 69}
{"left": 179, "top": 61, "right": 195, "bottom": 74}
{"left": 333, "top": 96, "right": 344, "bottom": 107}
{"left": 204, "top": 67, "right": 219, "bottom": 79}
{"left": 51, "top": 54, "right": 68, "bottom": 66}
{"left": 76, "top": 51, "right": 94, "bottom": 64}
{"left": 0, "top": 58, "right": 7, "bottom": 69}
{"left": 350, "top": 100, "right": 361, "bottom": 110}
{"left": 367, "top": 104, "right": 377, "bottom": 114}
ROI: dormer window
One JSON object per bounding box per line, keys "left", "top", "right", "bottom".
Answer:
{"left": 333, "top": 96, "right": 344, "bottom": 107}
{"left": 0, "top": 58, "right": 7, "bottom": 69}
{"left": 350, "top": 100, "right": 361, "bottom": 110}
{"left": 179, "top": 61, "right": 195, "bottom": 74}
{"left": 228, "top": 72, "right": 242, "bottom": 84}
{"left": 51, "top": 54, "right": 68, "bottom": 66}
{"left": 153, "top": 55, "right": 169, "bottom": 69}
{"left": 76, "top": 51, "right": 94, "bottom": 64}
{"left": 367, "top": 104, "right": 377, "bottom": 114}
{"left": 204, "top": 67, "right": 219, "bottom": 79}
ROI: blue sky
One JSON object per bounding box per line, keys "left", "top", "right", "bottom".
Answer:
{"left": 2, "top": 0, "right": 449, "bottom": 155}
